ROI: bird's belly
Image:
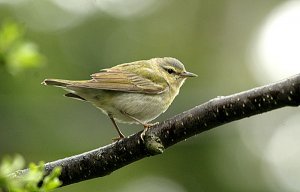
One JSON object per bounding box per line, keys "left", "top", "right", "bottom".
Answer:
{"left": 93, "top": 92, "right": 171, "bottom": 124}
{"left": 114, "top": 93, "right": 170, "bottom": 123}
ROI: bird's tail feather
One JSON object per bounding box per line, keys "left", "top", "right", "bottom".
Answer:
{"left": 42, "top": 79, "right": 88, "bottom": 101}
{"left": 64, "top": 93, "right": 86, "bottom": 101}
{"left": 42, "top": 79, "right": 72, "bottom": 88}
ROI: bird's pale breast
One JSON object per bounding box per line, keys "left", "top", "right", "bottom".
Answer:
{"left": 82, "top": 89, "right": 175, "bottom": 124}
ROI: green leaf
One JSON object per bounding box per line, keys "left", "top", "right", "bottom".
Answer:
{"left": 0, "top": 20, "right": 23, "bottom": 52}
{"left": 6, "top": 42, "right": 46, "bottom": 75}
{"left": 0, "top": 20, "right": 46, "bottom": 75}
{"left": 0, "top": 154, "right": 25, "bottom": 175}
{"left": 0, "top": 155, "right": 61, "bottom": 192}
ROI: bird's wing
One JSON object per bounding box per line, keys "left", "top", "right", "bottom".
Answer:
{"left": 67, "top": 69, "right": 167, "bottom": 94}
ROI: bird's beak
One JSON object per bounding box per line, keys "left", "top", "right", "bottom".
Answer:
{"left": 180, "top": 71, "right": 198, "bottom": 77}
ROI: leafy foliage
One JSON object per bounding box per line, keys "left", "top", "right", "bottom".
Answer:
{"left": 0, "top": 20, "right": 45, "bottom": 75}
{"left": 0, "top": 155, "right": 61, "bottom": 192}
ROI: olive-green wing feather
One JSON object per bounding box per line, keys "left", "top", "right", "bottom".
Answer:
{"left": 67, "top": 69, "right": 167, "bottom": 94}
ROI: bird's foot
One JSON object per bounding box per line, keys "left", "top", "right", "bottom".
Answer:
{"left": 140, "top": 122, "right": 159, "bottom": 141}
{"left": 143, "top": 122, "right": 159, "bottom": 129}
{"left": 112, "top": 136, "right": 124, "bottom": 142}
{"left": 112, "top": 134, "right": 125, "bottom": 142}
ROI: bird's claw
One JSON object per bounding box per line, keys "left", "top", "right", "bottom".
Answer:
{"left": 143, "top": 122, "right": 159, "bottom": 129}
{"left": 140, "top": 122, "right": 159, "bottom": 141}
{"left": 112, "top": 135, "right": 125, "bottom": 142}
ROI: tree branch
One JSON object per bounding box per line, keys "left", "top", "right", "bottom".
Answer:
{"left": 13, "top": 74, "right": 300, "bottom": 187}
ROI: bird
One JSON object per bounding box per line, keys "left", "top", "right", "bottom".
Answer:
{"left": 42, "top": 57, "right": 197, "bottom": 140}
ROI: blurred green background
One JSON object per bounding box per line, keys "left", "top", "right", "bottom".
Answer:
{"left": 1, "top": 0, "right": 300, "bottom": 191}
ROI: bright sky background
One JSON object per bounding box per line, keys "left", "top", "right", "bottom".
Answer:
{"left": 245, "top": 1, "right": 300, "bottom": 190}
{"left": 250, "top": 0, "right": 300, "bottom": 83}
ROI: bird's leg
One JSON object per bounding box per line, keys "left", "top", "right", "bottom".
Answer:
{"left": 121, "top": 111, "right": 158, "bottom": 128}
{"left": 121, "top": 111, "right": 159, "bottom": 140}
{"left": 108, "top": 114, "right": 125, "bottom": 141}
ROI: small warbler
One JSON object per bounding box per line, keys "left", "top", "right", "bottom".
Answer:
{"left": 42, "top": 57, "right": 197, "bottom": 140}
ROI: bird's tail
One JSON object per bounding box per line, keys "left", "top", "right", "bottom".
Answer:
{"left": 41, "top": 79, "right": 72, "bottom": 88}
{"left": 42, "top": 79, "right": 87, "bottom": 101}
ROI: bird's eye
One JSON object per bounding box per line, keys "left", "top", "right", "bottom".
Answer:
{"left": 166, "top": 68, "right": 175, "bottom": 74}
